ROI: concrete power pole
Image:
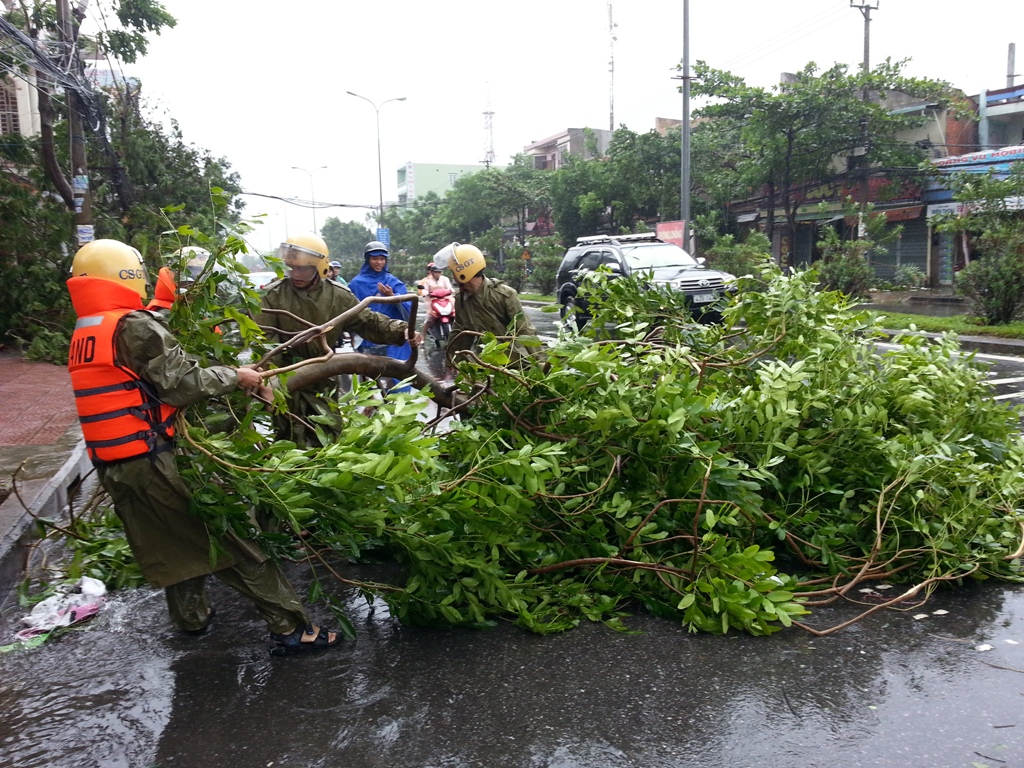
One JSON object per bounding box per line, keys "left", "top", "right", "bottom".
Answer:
{"left": 680, "top": 0, "right": 691, "bottom": 238}
{"left": 1009, "top": 43, "right": 1018, "bottom": 88}
{"left": 56, "top": 0, "right": 92, "bottom": 247}
{"left": 608, "top": 2, "right": 616, "bottom": 132}
{"left": 851, "top": 0, "right": 878, "bottom": 234}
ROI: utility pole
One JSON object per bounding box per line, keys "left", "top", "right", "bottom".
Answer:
{"left": 680, "top": 0, "right": 691, "bottom": 242}
{"left": 346, "top": 91, "right": 406, "bottom": 223}
{"left": 56, "top": 0, "right": 92, "bottom": 247}
{"left": 851, "top": 1, "right": 878, "bottom": 233}
{"left": 608, "top": 2, "right": 616, "bottom": 132}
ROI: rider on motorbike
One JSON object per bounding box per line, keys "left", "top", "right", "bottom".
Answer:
{"left": 417, "top": 262, "right": 454, "bottom": 340}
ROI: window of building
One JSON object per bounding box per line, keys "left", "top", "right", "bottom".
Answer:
{"left": 449, "top": 173, "right": 458, "bottom": 185}
{"left": 1, "top": 79, "right": 21, "bottom": 135}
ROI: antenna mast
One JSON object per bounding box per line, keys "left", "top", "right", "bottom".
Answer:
{"left": 482, "top": 84, "right": 495, "bottom": 167}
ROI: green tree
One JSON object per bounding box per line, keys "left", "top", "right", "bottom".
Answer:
{"left": 938, "top": 162, "right": 1024, "bottom": 324}
{"left": 689, "top": 59, "right": 966, "bottom": 244}
{"left": 321, "top": 217, "right": 373, "bottom": 276}
{"left": 96, "top": 91, "right": 243, "bottom": 242}
{"left": 0, "top": 135, "right": 74, "bottom": 352}
{"left": 3, "top": 1, "right": 177, "bottom": 215}
{"left": 548, "top": 156, "right": 609, "bottom": 246}
{"left": 378, "top": 191, "right": 447, "bottom": 260}
{"left": 604, "top": 127, "right": 680, "bottom": 230}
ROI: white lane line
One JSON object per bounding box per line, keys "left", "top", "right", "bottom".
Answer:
{"left": 993, "top": 391, "right": 1024, "bottom": 401}
{"left": 876, "top": 342, "right": 1024, "bottom": 364}
{"left": 985, "top": 376, "right": 1024, "bottom": 386}
{"left": 970, "top": 351, "right": 1024, "bottom": 363}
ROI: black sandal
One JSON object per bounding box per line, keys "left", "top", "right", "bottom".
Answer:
{"left": 181, "top": 607, "right": 216, "bottom": 636}
{"left": 269, "top": 624, "right": 341, "bottom": 655}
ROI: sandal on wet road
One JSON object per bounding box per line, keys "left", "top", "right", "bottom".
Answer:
{"left": 270, "top": 624, "right": 341, "bottom": 655}
{"left": 181, "top": 607, "right": 216, "bottom": 636}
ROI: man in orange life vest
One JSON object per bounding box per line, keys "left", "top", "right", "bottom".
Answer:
{"left": 66, "top": 239, "right": 339, "bottom": 654}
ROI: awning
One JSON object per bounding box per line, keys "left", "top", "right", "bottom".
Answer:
{"left": 735, "top": 212, "right": 758, "bottom": 223}
{"left": 881, "top": 205, "right": 924, "bottom": 222}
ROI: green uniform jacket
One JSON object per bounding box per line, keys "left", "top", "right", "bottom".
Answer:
{"left": 256, "top": 277, "right": 407, "bottom": 362}
{"left": 99, "top": 310, "right": 264, "bottom": 588}
{"left": 447, "top": 276, "right": 543, "bottom": 365}
{"left": 256, "top": 277, "right": 411, "bottom": 444}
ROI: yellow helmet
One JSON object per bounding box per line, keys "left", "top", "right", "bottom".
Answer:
{"left": 277, "top": 233, "right": 330, "bottom": 279}
{"left": 70, "top": 239, "right": 149, "bottom": 299}
{"left": 437, "top": 242, "right": 486, "bottom": 284}
{"left": 175, "top": 246, "right": 212, "bottom": 282}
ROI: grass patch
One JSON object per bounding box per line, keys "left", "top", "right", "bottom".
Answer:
{"left": 519, "top": 292, "right": 555, "bottom": 303}
{"left": 866, "top": 310, "right": 1024, "bottom": 339}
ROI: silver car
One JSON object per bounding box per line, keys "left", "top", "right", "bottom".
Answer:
{"left": 555, "top": 234, "right": 736, "bottom": 326}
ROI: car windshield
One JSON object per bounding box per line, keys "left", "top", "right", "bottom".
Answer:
{"left": 621, "top": 243, "right": 698, "bottom": 268}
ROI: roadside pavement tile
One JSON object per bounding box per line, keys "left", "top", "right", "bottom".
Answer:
{"left": 0, "top": 359, "right": 78, "bottom": 447}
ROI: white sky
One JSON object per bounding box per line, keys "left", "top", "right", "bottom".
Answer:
{"left": 115, "top": 0, "right": 1022, "bottom": 250}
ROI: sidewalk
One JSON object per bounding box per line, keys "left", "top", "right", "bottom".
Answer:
{"left": 0, "top": 355, "right": 90, "bottom": 607}
{"left": 2, "top": 321, "right": 1024, "bottom": 606}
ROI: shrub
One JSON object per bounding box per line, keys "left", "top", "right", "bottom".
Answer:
{"left": 704, "top": 231, "right": 773, "bottom": 290}
{"left": 524, "top": 235, "right": 565, "bottom": 296}
{"left": 955, "top": 235, "right": 1024, "bottom": 325}
{"left": 814, "top": 227, "right": 875, "bottom": 299}
{"left": 891, "top": 265, "right": 925, "bottom": 290}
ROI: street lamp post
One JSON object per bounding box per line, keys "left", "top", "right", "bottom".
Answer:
{"left": 346, "top": 91, "right": 406, "bottom": 221}
{"left": 291, "top": 165, "right": 328, "bottom": 233}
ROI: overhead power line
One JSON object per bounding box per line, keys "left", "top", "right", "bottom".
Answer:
{"left": 718, "top": 2, "right": 852, "bottom": 73}
{"left": 239, "top": 191, "right": 379, "bottom": 210}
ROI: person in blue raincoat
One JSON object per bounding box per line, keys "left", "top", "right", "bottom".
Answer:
{"left": 347, "top": 241, "right": 413, "bottom": 392}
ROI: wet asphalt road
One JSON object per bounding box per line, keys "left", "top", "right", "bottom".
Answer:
{"left": 1, "top": 562, "right": 1022, "bottom": 768}
{"left": 3, "top": 303, "right": 1024, "bottom": 768}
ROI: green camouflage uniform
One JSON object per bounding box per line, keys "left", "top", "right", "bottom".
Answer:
{"left": 256, "top": 277, "right": 408, "bottom": 444}
{"left": 101, "top": 311, "right": 308, "bottom": 634}
{"left": 447, "top": 275, "right": 544, "bottom": 366}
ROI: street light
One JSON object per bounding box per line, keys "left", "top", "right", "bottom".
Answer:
{"left": 291, "top": 165, "right": 328, "bottom": 233}
{"left": 346, "top": 91, "right": 406, "bottom": 221}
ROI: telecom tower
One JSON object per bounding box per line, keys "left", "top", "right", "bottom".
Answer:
{"left": 482, "top": 86, "right": 495, "bottom": 167}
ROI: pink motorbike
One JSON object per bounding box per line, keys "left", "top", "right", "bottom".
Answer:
{"left": 424, "top": 285, "right": 455, "bottom": 349}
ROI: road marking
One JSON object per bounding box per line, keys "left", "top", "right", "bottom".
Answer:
{"left": 993, "top": 391, "right": 1024, "bottom": 401}
{"left": 985, "top": 376, "right": 1024, "bottom": 386}
{"left": 876, "top": 343, "right": 1024, "bottom": 364}
{"left": 970, "top": 351, "right": 1024, "bottom": 363}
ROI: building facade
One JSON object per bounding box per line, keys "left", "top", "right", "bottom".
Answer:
{"left": 523, "top": 128, "right": 612, "bottom": 170}
{"left": 0, "top": 71, "right": 40, "bottom": 138}
{"left": 726, "top": 94, "right": 981, "bottom": 287}
{"left": 396, "top": 162, "right": 488, "bottom": 205}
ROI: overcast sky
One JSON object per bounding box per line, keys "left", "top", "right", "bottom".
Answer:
{"left": 115, "top": 0, "right": 1022, "bottom": 250}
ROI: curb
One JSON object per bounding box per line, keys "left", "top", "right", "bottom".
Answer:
{"left": 0, "top": 436, "right": 90, "bottom": 611}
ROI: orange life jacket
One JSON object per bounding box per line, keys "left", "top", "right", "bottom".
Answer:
{"left": 146, "top": 266, "right": 177, "bottom": 311}
{"left": 67, "top": 287, "right": 178, "bottom": 466}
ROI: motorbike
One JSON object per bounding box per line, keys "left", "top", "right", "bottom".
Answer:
{"left": 420, "top": 285, "right": 455, "bottom": 349}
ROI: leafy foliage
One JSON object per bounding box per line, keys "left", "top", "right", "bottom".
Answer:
{"left": 703, "top": 231, "right": 773, "bottom": 290}
{"left": 690, "top": 58, "right": 965, "bottom": 242}
{"left": 938, "top": 163, "right": 1024, "bottom": 325}
{"left": 320, "top": 217, "right": 374, "bottom": 276}
{"left": 0, "top": 136, "right": 75, "bottom": 354}
{"left": 815, "top": 202, "right": 899, "bottom": 299}
{"left": 140, "top": 240, "right": 1024, "bottom": 638}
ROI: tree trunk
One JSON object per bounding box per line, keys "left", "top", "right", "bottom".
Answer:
{"left": 35, "top": 76, "right": 75, "bottom": 209}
